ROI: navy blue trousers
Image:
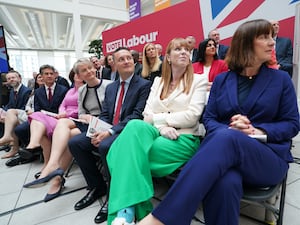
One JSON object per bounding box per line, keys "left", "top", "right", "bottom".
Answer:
{"left": 68, "top": 132, "right": 118, "bottom": 191}
{"left": 152, "top": 128, "right": 288, "bottom": 225}
{"left": 14, "top": 121, "right": 30, "bottom": 146}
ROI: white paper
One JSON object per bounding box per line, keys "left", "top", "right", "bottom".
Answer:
{"left": 41, "top": 110, "right": 58, "bottom": 117}
{"left": 249, "top": 134, "right": 267, "bottom": 142}
{"left": 86, "top": 116, "right": 113, "bottom": 138}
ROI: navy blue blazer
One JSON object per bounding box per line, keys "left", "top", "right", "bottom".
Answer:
{"left": 218, "top": 44, "right": 229, "bottom": 60}
{"left": 191, "top": 48, "right": 198, "bottom": 63}
{"left": 102, "top": 67, "right": 120, "bottom": 81}
{"left": 275, "top": 37, "right": 293, "bottom": 76}
{"left": 204, "top": 65, "right": 299, "bottom": 162}
{"left": 4, "top": 84, "right": 31, "bottom": 110}
{"left": 100, "top": 74, "right": 151, "bottom": 134}
{"left": 34, "top": 84, "right": 68, "bottom": 113}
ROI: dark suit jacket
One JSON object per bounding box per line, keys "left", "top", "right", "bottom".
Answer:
{"left": 191, "top": 48, "right": 198, "bottom": 63}
{"left": 204, "top": 65, "right": 299, "bottom": 162}
{"left": 275, "top": 37, "right": 293, "bottom": 76}
{"left": 34, "top": 84, "right": 68, "bottom": 113}
{"left": 4, "top": 84, "right": 31, "bottom": 110}
{"left": 56, "top": 76, "right": 70, "bottom": 89}
{"left": 102, "top": 67, "right": 119, "bottom": 81}
{"left": 100, "top": 74, "right": 151, "bottom": 134}
{"left": 134, "top": 62, "right": 143, "bottom": 76}
{"left": 218, "top": 44, "right": 229, "bottom": 60}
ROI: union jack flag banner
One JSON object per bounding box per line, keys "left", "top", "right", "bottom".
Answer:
{"left": 0, "top": 25, "right": 9, "bottom": 73}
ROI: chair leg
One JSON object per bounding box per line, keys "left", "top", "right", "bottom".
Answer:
{"left": 65, "top": 158, "right": 75, "bottom": 177}
{"left": 277, "top": 176, "right": 287, "bottom": 225}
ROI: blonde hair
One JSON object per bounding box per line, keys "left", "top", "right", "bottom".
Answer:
{"left": 160, "top": 38, "right": 194, "bottom": 99}
{"left": 141, "top": 43, "right": 162, "bottom": 78}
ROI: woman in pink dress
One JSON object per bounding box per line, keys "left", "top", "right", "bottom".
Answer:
{"left": 22, "top": 70, "right": 84, "bottom": 169}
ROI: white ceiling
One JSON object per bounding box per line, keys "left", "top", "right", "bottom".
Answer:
{"left": 0, "top": 0, "right": 129, "bottom": 51}
{"left": 0, "top": 0, "right": 183, "bottom": 51}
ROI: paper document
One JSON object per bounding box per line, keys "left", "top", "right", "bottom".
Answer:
{"left": 86, "top": 116, "right": 113, "bottom": 138}
{"left": 249, "top": 134, "right": 267, "bottom": 142}
{"left": 41, "top": 110, "right": 58, "bottom": 117}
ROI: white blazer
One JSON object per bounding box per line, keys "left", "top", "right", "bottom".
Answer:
{"left": 143, "top": 74, "right": 207, "bottom": 135}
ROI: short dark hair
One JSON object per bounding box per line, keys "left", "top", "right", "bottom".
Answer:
{"left": 39, "top": 64, "right": 55, "bottom": 74}
{"left": 225, "top": 19, "right": 273, "bottom": 73}
{"left": 7, "top": 70, "right": 22, "bottom": 78}
{"left": 114, "top": 47, "right": 131, "bottom": 53}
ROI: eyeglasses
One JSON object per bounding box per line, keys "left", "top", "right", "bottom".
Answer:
{"left": 206, "top": 43, "right": 216, "bottom": 48}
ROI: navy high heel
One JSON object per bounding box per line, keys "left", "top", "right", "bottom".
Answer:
{"left": 44, "top": 177, "right": 65, "bottom": 202}
{"left": 23, "top": 168, "right": 64, "bottom": 188}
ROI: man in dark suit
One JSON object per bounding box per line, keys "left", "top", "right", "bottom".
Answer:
{"left": 0, "top": 70, "right": 31, "bottom": 137}
{"left": 186, "top": 36, "right": 198, "bottom": 63}
{"left": 2, "top": 70, "right": 31, "bottom": 111}
{"left": 271, "top": 20, "right": 293, "bottom": 77}
{"left": 68, "top": 47, "right": 151, "bottom": 224}
{"left": 208, "top": 29, "right": 229, "bottom": 60}
{"left": 6, "top": 64, "right": 68, "bottom": 166}
{"left": 91, "top": 55, "right": 105, "bottom": 79}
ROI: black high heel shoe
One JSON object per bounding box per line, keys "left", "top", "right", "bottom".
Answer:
{"left": 44, "top": 177, "right": 66, "bottom": 202}
{"left": 23, "top": 168, "right": 64, "bottom": 188}
{"left": 19, "top": 146, "right": 43, "bottom": 160}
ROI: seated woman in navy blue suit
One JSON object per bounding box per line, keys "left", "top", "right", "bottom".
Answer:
{"left": 139, "top": 19, "right": 300, "bottom": 225}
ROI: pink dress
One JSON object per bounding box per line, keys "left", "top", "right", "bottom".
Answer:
{"left": 29, "top": 87, "right": 79, "bottom": 138}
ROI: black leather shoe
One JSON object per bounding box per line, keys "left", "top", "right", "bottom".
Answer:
{"left": 74, "top": 188, "right": 106, "bottom": 211}
{"left": 0, "top": 145, "right": 11, "bottom": 151}
{"left": 19, "top": 146, "right": 42, "bottom": 160}
{"left": 5, "top": 154, "right": 37, "bottom": 167}
{"left": 94, "top": 203, "right": 108, "bottom": 223}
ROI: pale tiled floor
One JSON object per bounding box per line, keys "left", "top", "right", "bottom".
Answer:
{"left": 0, "top": 135, "right": 300, "bottom": 225}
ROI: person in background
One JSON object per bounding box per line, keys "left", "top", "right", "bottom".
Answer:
{"left": 27, "top": 72, "right": 38, "bottom": 90}
{"left": 185, "top": 36, "right": 198, "bottom": 63}
{"left": 107, "top": 38, "right": 207, "bottom": 225}
{"left": 130, "top": 49, "right": 143, "bottom": 75}
{"left": 91, "top": 55, "right": 104, "bottom": 79}
{"left": 0, "top": 73, "right": 44, "bottom": 159}
{"left": 155, "top": 43, "right": 164, "bottom": 61}
{"left": 208, "top": 29, "right": 229, "bottom": 60}
{"left": 54, "top": 69, "right": 70, "bottom": 89}
{"left": 270, "top": 20, "right": 293, "bottom": 77}
{"left": 0, "top": 70, "right": 32, "bottom": 141}
{"left": 139, "top": 19, "right": 300, "bottom": 225}
{"left": 141, "top": 43, "right": 162, "bottom": 82}
{"left": 193, "top": 38, "right": 228, "bottom": 92}
{"left": 102, "top": 54, "right": 119, "bottom": 81}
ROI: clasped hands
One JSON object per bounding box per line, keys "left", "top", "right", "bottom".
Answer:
{"left": 229, "top": 114, "right": 265, "bottom": 135}
{"left": 91, "top": 131, "right": 111, "bottom": 147}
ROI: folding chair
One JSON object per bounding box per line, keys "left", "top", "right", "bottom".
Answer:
{"left": 241, "top": 174, "right": 287, "bottom": 225}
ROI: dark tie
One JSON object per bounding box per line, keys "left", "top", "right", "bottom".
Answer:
{"left": 14, "top": 91, "right": 18, "bottom": 100}
{"left": 113, "top": 81, "right": 125, "bottom": 125}
{"left": 48, "top": 87, "right": 53, "bottom": 102}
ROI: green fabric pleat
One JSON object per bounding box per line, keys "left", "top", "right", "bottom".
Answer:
{"left": 107, "top": 119, "right": 200, "bottom": 224}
